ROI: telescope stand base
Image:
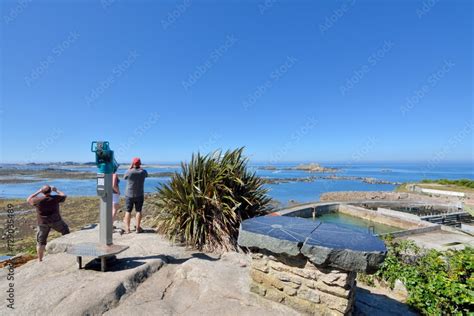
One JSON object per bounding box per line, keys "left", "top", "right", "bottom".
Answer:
{"left": 67, "top": 242, "right": 129, "bottom": 272}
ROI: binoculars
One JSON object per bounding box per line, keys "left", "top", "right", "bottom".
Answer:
{"left": 91, "top": 141, "right": 119, "bottom": 174}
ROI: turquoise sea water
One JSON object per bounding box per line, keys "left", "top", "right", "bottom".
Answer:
{"left": 1, "top": 162, "right": 472, "bottom": 205}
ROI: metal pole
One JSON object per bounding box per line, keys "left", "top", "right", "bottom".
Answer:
{"left": 100, "top": 173, "right": 113, "bottom": 245}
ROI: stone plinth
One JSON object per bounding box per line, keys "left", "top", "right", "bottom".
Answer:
{"left": 249, "top": 251, "right": 356, "bottom": 316}
{"left": 238, "top": 215, "right": 387, "bottom": 315}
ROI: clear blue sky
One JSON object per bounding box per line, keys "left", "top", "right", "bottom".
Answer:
{"left": 1, "top": 0, "right": 472, "bottom": 163}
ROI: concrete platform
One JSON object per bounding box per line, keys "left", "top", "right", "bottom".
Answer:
{"left": 399, "top": 229, "right": 474, "bottom": 250}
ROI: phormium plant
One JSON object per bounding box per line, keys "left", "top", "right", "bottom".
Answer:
{"left": 151, "top": 148, "right": 271, "bottom": 252}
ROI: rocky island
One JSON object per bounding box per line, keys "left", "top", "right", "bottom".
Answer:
{"left": 291, "top": 163, "right": 339, "bottom": 173}
{"left": 259, "top": 163, "right": 339, "bottom": 173}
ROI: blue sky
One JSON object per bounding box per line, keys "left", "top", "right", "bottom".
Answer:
{"left": 1, "top": 0, "right": 472, "bottom": 163}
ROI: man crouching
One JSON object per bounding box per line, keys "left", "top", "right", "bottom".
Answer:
{"left": 27, "top": 185, "right": 70, "bottom": 262}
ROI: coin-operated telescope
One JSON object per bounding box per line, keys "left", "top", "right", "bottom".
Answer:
{"left": 91, "top": 141, "right": 118, "bottom": 244}
{"left": 91, "top": 141, "right": 119, "bottom": 174}
{"left": 67, "top": 141, "right": 128, "bottom": 272}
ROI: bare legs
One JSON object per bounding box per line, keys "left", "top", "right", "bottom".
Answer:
{"left": 112, "top": 203, "right": 120, "bottom": 222}
{"left": 124, "top": 212, "right": 131, "bottom": 233}
{"left": 136, "top": 212, "right": 142, "bottom": 232}
{"left": 123, "top": 211, "right": 142, "bottom": 233}
{"left": 37, "top": 245, "right": 45, "bottom": 262}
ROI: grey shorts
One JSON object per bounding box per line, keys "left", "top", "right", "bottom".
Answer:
{"left": 37, "top": 220, "right": 70, "bottom": 246}
{"left": 125, "top": 196, "right": 144, "bottom": 213}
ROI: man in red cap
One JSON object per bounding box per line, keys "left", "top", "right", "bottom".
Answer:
{"left": 123, "top": 157, "right": 148, "bottom": 233}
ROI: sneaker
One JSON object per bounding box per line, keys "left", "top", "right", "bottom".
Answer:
{"left": 136, "top": 227, "right": 144, "bottom": 234}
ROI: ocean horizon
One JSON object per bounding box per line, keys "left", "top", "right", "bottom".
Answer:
{"left": 2, "top": 161, "right": 472, "bottom": 204}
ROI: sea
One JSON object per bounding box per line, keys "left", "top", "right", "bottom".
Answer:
{"left": 1, "top": 162, "right": 472, "bottom": 206}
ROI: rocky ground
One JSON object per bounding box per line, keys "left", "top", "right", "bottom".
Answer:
{"left": 0, "top": 224, "right": 416, "bottom": 315}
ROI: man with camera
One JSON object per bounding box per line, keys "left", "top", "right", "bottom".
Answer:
{"left": 27, "top": 185, "right": 70, "bottom": 262}
{"left": 123, "top": 157, "right": 148, "bottom": 234}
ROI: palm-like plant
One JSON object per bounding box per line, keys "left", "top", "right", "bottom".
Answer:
{"left": 151, "top": 148, "right": 271, "bottom": 252}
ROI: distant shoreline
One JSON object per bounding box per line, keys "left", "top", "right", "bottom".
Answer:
{"left": 0, "top": 168, "right": 175, "bottom": 184}
{"left": 0, "top": 163, "right": 180, "bottom": 169}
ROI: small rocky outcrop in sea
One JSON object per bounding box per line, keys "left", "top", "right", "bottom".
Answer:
{"left": 292, "top": 163, "right": 339, "bottom": 173}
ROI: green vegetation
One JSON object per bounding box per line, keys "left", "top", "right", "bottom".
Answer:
{"left": 151, "top": 148, "right": 271, "bottom": 252}
{"left": 0, "top": 197, "right": 100, "bottom": 255}
{"left": 395, "top": 183, "right": 409, "bottom": 192}
{"left": 421, "top": 178, "right": 474, "bottom": 189}
{"left": 361, "top": 237, "right": 474, "bottom": 315}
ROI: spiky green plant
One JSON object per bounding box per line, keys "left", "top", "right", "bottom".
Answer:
{"left": 151, "top": 148, "right": 271, "bottom": 252}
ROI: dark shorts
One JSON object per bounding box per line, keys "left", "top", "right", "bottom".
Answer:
{"left": 37, "top": 220, "right": 70, "bottom": 246}
{"left": 125, "top": 196, "right": 144, "bottom": 213}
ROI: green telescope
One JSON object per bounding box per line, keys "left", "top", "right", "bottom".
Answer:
{"left": 91, "top": 141, "right": 119, "bottom": 174}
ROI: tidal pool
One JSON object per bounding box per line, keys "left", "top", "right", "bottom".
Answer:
{"left": 308, "top": 212, "right": 402, "bottom": 235}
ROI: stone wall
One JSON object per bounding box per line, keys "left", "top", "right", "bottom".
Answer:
{"left": 249, "top": 251, "right": 356, "bottom": 316}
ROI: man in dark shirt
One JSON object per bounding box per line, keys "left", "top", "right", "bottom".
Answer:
{"left": 123, "top": 157, "right": 148, "bottom": 233}
{"left": 27, "top": 185, "right": 70, "bottom": 262}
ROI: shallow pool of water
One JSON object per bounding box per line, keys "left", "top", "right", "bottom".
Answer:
{"left": 309, "top": 212, "right": 402, "bottom": 235}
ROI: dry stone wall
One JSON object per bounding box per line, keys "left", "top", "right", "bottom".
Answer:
{"left": 249, "top": 251, "right": 356, "bottom": 316}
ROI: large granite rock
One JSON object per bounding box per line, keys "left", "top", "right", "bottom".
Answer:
{"left": 0, "top": 226, "right": 299, "bottom": 316}
{"left": 238, "top": 216, "right": 387, "bottom": 273}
